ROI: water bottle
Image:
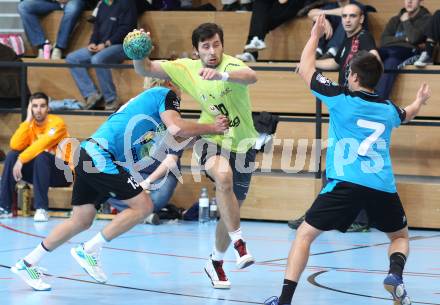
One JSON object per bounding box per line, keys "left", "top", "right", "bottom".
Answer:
{"left": 43, "top": 40, "right": 52, "bottom": 59}
{"left": 198, "top": 187, "right": 209, "bottom": 223}
{"left": 209, "top": 197, "right": 218, "bottom": 223}
{"left": 16, "top": 181, "right": 31, "bottom": 217}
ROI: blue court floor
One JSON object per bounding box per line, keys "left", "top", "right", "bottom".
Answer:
{"left": 0, "top": 218, "right": 439, "bottom": 305}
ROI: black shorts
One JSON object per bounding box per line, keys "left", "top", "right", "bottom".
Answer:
{"left": 195, "top": 139, "right": 256, "bottom": 201}
{"left": 71, "top": 147, "right": 143, "bottom": 207}
{"left": 305, "top": 180, "right": 408, "bottom": 233}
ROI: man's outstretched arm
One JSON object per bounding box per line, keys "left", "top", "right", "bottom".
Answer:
{"left": 403, "top": 83, "right": 431, "bottom": 123}
{"left": 297, "top": 14, "right": 326, "bottom": 86}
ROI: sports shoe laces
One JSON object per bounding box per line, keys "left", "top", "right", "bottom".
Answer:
{"left": 26, "top": 265, "right": 48, "bottom": 279}
{"left": 212, "top": 260, "right": 227, "bottom": 280}
{"left": 83, "top": 247, "right": 101, "bottom": 267}
{"left": 234, "top": 239, "right": 248, "bottom": 257}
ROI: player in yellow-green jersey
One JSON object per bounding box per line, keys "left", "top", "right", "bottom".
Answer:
{"left": 132, "top": 23, "right": 258, "bottom": 289}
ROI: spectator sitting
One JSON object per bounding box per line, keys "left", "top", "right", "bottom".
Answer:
{"left": 315, "top": 3, "right": 379, "bottom": 86}
{"left": 18, "top": 0, "right": 89, "bottom": 60}
{"left": 0, "top": 92, "right": 72, "bottom": 222}
{"left": 106, "top": 77, "right": 184, "bottom": 225}
{"left": 307, "top": 0, "right": 369, "bottom": 59}
{"left": 376, "top": 0, "right": 431, "bottom": 100}
{"left": 415, "top": 9, "right": 440, "bottom": 66}
{"left": 66, "top": 0, "right": 137, "bottom": 111}
{"left": 236, "top": 0, "right": 307, "bottom": 62}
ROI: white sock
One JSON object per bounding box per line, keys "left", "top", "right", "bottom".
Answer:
{"left": 228, "top": 228, "right": 243, "bottom": 243}
{"left": 84, "top": 232, "right": 108, "bottom": 253}
{"left": 211, "top": 246, "right": 226, "bottom": 261}
{"left": 24, "top": 242, "right": 49, "bottom": 266}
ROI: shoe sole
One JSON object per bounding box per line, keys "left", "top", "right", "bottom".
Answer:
{"left": 384, "top": 283, "right": 409, "bottom": 305}
{"left": 33, "top": 218, "right": 49, "bottom": 222}
{"left": 244, "top": 46, "right": 266, "bottom": 52}
{"left": 204, "top": 267, "right": 231, "bottom": 289}
{"left": 236, "top": 255, "right": 255, "bottom": 269}
{"left": 11, "top": 266, "right": 51, "bottom": 291}
{"left": 70, "top": 248, "right": 107, "bottom": 283}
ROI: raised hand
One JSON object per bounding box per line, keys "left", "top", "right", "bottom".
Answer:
{"left": 311, "top": 14, "right": 326, "bottom": 40}
{"left": 416, "top": 83, "right": 431, "bottom": 105}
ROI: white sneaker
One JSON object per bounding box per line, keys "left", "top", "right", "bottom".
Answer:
{"left": 34, "top": 209, "right": 49, "bottom": 222}
{"left": 51, "top": 47, "right": 62, "bottom": 60}
{"left": 414, "top": 51, "right": 433, "bottom": 67}
{"left": 70, "top": 244, "right": 107, "bottom": 283}
{"left": 11, "top": 259, "right": 51, "bottom": 291}
{"left": 244, "top": 36, "right": 266, "bottom": 52}
{"left": 235, "top": 52, "right": 256, "bottom": 62}
{"left": 204, "top": 255, "right": 231, "bottom": 289}
{"left": 233, "top": 239, "right": 255, "bottom": 269}
{"left": 0, "top": 206, "right": 12, "bottom": 218}
{"left": 37, "top": 48, "right": 44, "bottom": 59}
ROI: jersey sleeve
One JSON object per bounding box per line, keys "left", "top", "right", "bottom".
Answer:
{"left": 158, "top": 90, "right": 181, "bottom": 114}
{"left": 18, "top": 119, "right": 68, "bottom": 164}
{"left": 310, "top": 71, "right": 345, "bottom": 108}
{"left": 160, "top": 59, "right": 197, "bottom": 97}
{"left": 390, "top": 101, "right": 406, "bottom": 127}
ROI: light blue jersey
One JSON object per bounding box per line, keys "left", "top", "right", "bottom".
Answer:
{"left": 310, "top": 72, "right": 405, "bottom": 193}
{"left": 81, "top": 86, "right": 181, "bottom": 174}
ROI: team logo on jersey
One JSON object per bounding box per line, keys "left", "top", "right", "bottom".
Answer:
{"left": 220, "top": 87, "right": 232, "bottom": 98}
{"left": 48, "top": 128, "right": 56, "bottom": 136}
{"left": 316, "top": 73, "right": 332, "bottom": 86}
{"left": 172, "top": 97, "right": 180, "bottom": 110}
{"left": 209, "top": 105, "right": 221, "bottom": 115}
{"left": 200, "top": 94, "right": 207, "bottom": 103}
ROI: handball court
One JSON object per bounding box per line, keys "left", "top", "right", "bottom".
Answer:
{"left": 0, "top": 218, "right": 439, "bottom": 305}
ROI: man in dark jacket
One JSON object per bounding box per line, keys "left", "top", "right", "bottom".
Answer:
{"left": 376, "top": 0, "right": 431, "bottom": 100}
{"left": 65, "top": 0, "right": 137, "bottom": 110}
{"left": 0, "top": 44, "right": 30, "bottom": 108}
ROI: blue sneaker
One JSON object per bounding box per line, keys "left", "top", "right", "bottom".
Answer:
{"left": 383, "top": 273, "right": 411, "bottom": 305}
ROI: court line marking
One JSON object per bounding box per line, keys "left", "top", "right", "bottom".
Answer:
{"left": 307, "top": 270, "right": 440, "bottom": 305}
{"left": 261, "top": 234, "right": 440, "bottom": 263}
{"left": 0, "top": 264, "right": 260, "bottom": 304}
{"left": 1, "top": 223, "right": 438, "bottom": 303}
{"left": 2, "top": 223, "right": 440, "bottom": 273}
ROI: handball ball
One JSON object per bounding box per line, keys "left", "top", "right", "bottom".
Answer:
{"left": 123, "top": 31, "right": 152, "bottom": 60}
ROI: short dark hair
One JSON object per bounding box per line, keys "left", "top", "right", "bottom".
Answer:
{"left": 350, "top": 51, "right": 383, "bottom": 89}
{"left": 192, "top": 23, "right": 224, "bottom": 50}
{"left": 29, "top": 92, "right": 49, "bottom": 105}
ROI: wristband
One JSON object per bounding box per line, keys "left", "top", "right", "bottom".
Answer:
{"left": 221, "top": 72, "right": 229, "bottom": 82}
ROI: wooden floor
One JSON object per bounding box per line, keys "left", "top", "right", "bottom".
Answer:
{"left": 2, "top": 219, "right": 439, "bottom": 305}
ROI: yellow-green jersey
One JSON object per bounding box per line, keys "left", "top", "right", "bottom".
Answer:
{"left": 160, "top": 54, "right": 258, "bottom": 153}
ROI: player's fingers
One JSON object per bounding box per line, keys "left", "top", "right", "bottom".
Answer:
{"left": 198, "top": 68, "right": 206, "bottom": 78}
